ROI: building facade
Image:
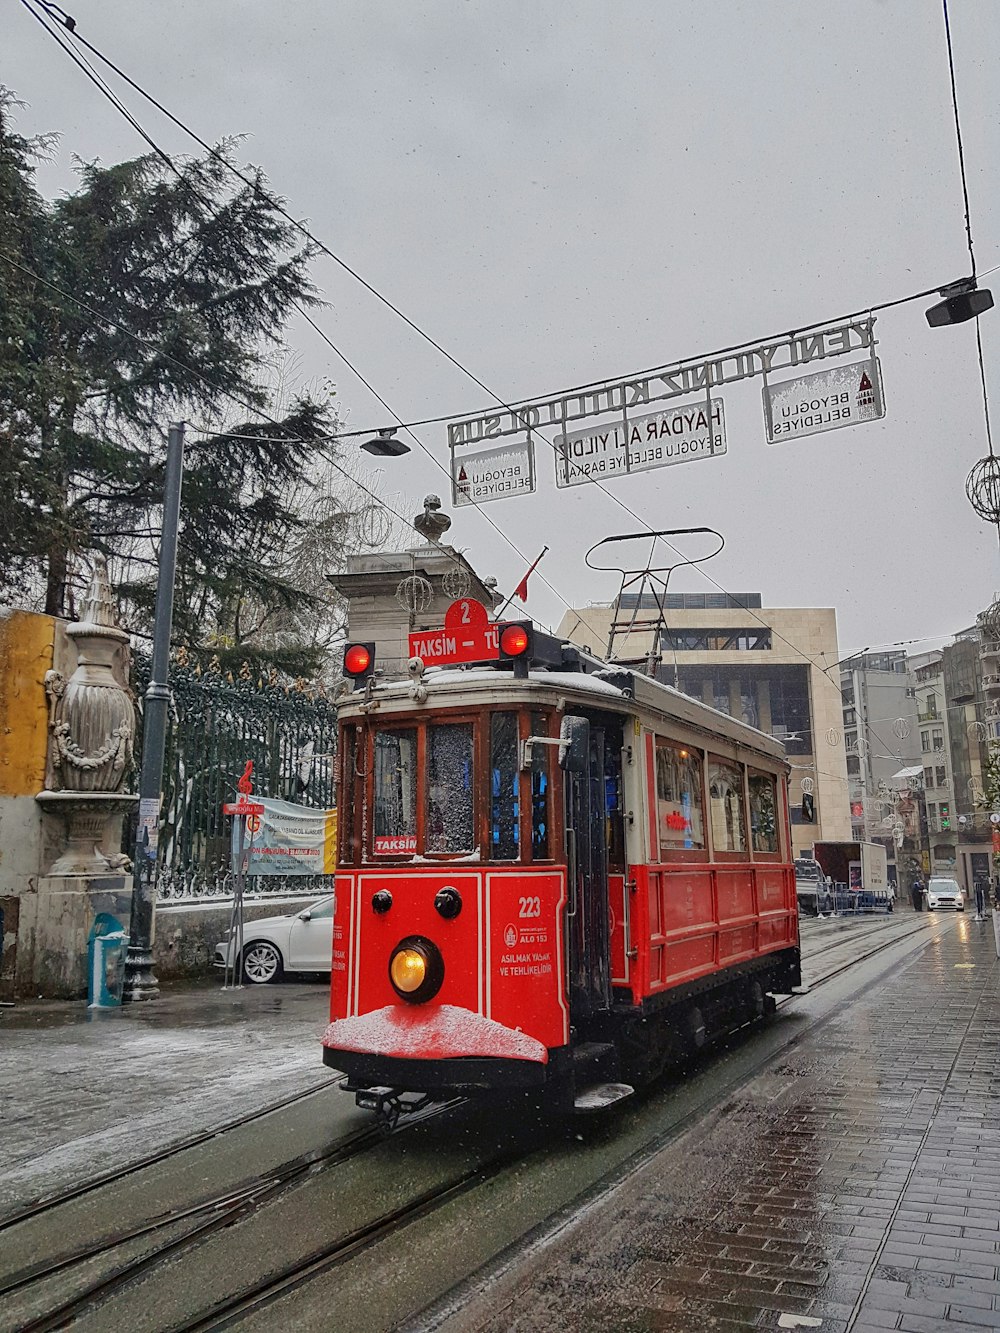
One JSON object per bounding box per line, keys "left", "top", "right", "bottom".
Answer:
{"left": 557, "top": 592, "right": 851, "bottom": 859}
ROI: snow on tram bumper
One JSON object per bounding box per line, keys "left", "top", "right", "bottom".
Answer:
{"left": 322, "top": 1003, "right": 549, "bottom": 1093}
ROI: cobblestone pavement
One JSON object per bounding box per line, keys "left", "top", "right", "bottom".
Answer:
{"left": 447, "top": 915, "right": 1000, "bottom": 1332}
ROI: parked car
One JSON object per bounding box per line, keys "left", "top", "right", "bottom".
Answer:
{"left": 214, "top": 895, "right": 335, "bottom": 983}
{"left": 926, "top": 877, "right": 965, "bottom": 911}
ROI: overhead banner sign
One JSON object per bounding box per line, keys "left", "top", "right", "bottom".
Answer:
{"left": 555, "top": 399, "right": 726, "bottom": 488}
{"left": 451, "top": 433, "right": 535, "bottom": 507}
{"left": 447, "top": 318, "right": 876, "bottom": 447}
{"left": 763, "top": 356, "right": 885, "bottom": 445}
{"left": 231, "top": 796, "right": 337, "bottom": 876}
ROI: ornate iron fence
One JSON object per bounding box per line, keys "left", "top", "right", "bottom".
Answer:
{"left": 131, "top": 651, "right": 338, "bottom": 901}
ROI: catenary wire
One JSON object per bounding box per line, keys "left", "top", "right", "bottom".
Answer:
{"left": 16, "top": 0, "right": 573, "bottom": 619}
{"left": 17, "top": 0, "right": 987, "bottom": 681}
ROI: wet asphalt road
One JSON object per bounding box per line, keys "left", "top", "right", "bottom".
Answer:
{"left": 1, "top": 910, "right": 977, "bottom": 1332}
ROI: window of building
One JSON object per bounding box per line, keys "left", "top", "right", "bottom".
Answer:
{"left": 936, "top": 765, "right": 947, "bottom": 789}
{"left": 843, "top": 707, "right": 856, "bottom": 727}
{"left": 655, "top": 740, "right": 705, "bottom": 853}
{"left": 923, "top": 767, "right": 934, "bottom": 789}
{"left": 708, "top": 758, "right": 747, "bottom": 853}
{"left": 932, "top": 730, "right": 944, "bottom": 751}
{"left": 926, "top": 802, "right": 936, "bottom": 830}
{"left": 749, "top": 772, "right": 779, "bottom": 853}
{"left": 921, "top": 730, "right": 930, "bottom": 752}
{"left": 661, "top": 628, "right": 772, "bottom": 652}
{"left": 925, "top": 693, "right": 938, "bottom": 718}
{"left": 846, "top": 755, "right": 860, "bottom": 776}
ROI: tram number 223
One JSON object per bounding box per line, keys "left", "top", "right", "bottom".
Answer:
{"left": 518, "top": 896, "right": 541, "bottom": 918}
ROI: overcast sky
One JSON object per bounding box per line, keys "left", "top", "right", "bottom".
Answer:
{"left": 7, "top": 0, "right": 999, "bottom": 661}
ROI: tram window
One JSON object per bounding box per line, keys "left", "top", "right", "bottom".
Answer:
{"left": 708, "top": 758, "right": 748, "bottom": 853}
{"left": 339, "top": 726, "right": 358, "bottom": 865}
{"left": 749, "top": 772, "right": 779, "bottom": 853}
{"left": 655, "top": 740, "right": 705, "bottom": 853}
{"left": 373, "top": 728, "right": 417, "bottom": 853}
{"left": 490, "top": 712, "right": 519, "bottom": 860}
{"left": 530, "top": 710, "right": 550, "bottom": 860}
{"left": 427, "top": 723, "right": 475, "bottom": 853}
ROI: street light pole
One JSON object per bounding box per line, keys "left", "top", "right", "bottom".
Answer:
{"left": 123, "top": 421, "right": 185, "bottom": 1002}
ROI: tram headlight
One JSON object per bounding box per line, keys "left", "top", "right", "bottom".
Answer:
{"left": 388, "top": 936, "right": 444, "bottom": 1004}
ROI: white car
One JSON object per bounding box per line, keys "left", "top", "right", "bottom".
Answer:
{"left": 926, "top": 877, "right": 965, "bottom": 911}
{"left": 214, "top": 895, "right": 335, "bottom": 983}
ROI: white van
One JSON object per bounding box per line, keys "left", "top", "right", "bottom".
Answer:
{"left": 926, "top": 877, "right": 964, "bottom": 911}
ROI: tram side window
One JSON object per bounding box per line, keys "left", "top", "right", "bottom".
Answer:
{"left": 708, "top": 758, "right": 748, "bottom": 853}
{"left": 490, "top": 712, "right": 519, "bottom": 860}
{"left": 530, "top": 710, "right": 550, "bottom": 860}
{"left": 340, "top": 726, "right": 358, "bottom": 865}
{"left": 374, "top": 728, "right": 417, "bottom": 853}
{"left": 655, "top": 740, "right": 706, "bottom": 853}
{"left": 749, "top": 771, "right": 779, "bottom": 853}
{"left": 427, "top": 723, "right": 475, "bottom": 853}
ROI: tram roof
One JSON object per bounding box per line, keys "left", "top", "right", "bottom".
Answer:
{"left": 340, "top": 656, "right": 787, "bottom": 764}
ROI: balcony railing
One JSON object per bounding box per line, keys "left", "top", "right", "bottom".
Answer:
{"left": 983, "top": 674, "right": 1000, "bottom": 690}
{"left": 917, "top": 709, "right": 939, "bottom": 722}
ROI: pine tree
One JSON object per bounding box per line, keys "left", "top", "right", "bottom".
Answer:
{"left": 0, "top": 93, "right": 337, "bottom": 645}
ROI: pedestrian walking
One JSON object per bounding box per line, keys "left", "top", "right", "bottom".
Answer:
{"left": 911, "top": 877, "right": 924, "bottom": 912}
{"left": 974, "top": 878, "right": 987, "bottom": 919}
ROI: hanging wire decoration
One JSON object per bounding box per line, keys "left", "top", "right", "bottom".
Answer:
{"left": 968, "top": 720, "right": 988, "bottom": 741}
{"left": 800, "top": 776, "right": 814, "bottom": 796}
{"left": 978, "top": 595, "right": 1000, "bottom": 645}
{"left": 442, "top": 566, "right": 472, "bottom": 599}
{"left": 969, "top": 777, "right": 986, "bottom": 801}
{"left": 826, "top": 727, "right": 841, "bottom": 746}
{"left": 396, "top": 574, "right": 433, "bottom": 614}
{"left": 357, "top": 503, "right": 392, "bottom": 549}
{"left": 892, "top": 717, "right": 911, "bottom": 740}
{"left": 966, "top": 458, "right": 1000, "bottom": 523}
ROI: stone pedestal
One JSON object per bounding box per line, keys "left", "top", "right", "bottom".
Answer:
{"left": 25, "top": 872, "right": 133, "bottom": 998}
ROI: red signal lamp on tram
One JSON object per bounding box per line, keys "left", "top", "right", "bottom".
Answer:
{"left": 498, "top": 620, "right": 533, "bottom": 678}
{"left": 343, "top": 641, "right": 376, "bottom": 688}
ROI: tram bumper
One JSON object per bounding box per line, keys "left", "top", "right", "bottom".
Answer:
{"left": 322, "top": 1002, "right": 550, "bottom": 1094}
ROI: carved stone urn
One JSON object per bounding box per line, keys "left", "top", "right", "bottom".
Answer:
{"left": 36, "top": 556, "right": 138, "bottom": 875}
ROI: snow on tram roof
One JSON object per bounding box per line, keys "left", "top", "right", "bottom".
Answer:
{"left": 421, "top": 667, "right": 629, "bottom": 698}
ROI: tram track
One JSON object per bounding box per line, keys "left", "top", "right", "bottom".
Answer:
{"left": 4, "top": 1096, "right": 463, "bottom": 1333}
{"left": 167, "top": 918, "right": 958, "bottom": 1333}
{"left": 0, "top": 1075, "right": 346, "bottom": 1235}
{"left": 6, "top": 918, "right": 948, "bottom": 1333}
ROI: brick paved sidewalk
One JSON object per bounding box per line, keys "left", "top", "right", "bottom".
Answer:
{"left": 452, "top": 917, "right": 1000, "bottom": 1331}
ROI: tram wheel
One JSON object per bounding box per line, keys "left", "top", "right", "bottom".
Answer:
{"left": 686, "top": 1005, "right": 707, "bottom": 1052}
{"left": 747, "top": 979, "right": 766, "bottom": 1022}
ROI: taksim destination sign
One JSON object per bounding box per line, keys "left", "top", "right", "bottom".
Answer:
{"left": 555, "top": 399, "right": 726, "bottom": 488}
{"left": 763, "top": 357, "right": 885, "bottom": 444}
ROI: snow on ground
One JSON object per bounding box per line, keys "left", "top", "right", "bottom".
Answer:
{"left": 0, "top": 981, "right": 332, "bottom": 1211}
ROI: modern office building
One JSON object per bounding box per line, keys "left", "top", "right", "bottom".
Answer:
{"left": 557, "top": 592, "right": 851, "bottom": 859}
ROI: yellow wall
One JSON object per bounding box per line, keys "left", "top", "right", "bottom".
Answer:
{"left": 0, "top": 611, "right": 55, "bottom": 797}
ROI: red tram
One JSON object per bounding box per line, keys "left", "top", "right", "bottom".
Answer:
{"left": 322, "top": 623, "right": 799, "bottom": 1119}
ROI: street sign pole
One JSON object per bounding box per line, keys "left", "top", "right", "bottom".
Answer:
{"left": 123, "top": 421, "right": 186, "bottom": 1003}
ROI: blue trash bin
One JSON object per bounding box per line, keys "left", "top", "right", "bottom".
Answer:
{"left": 88, "top": 912, "right": 128, "bottom": 1008}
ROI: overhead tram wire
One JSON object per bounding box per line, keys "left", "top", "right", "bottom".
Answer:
{"left": 18, "top": 3, "right": 576, "bottom": 626}
{"left": 941, "top": 0, "right": 995, "bottom": 470}
{"left": 20, "top": 0, "right": 575, "bottom": 622}
{"left": 22, "top": 0, "right": 982, "bottom": 683}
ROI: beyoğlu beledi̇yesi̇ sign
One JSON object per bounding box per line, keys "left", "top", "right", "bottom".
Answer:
{"left": 763, "top": 356, "right": 885, "bottom": 444}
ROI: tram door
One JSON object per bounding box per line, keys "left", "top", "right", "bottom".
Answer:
{"left": 564, "top": 718, "right": 612, "bottom": 1022}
